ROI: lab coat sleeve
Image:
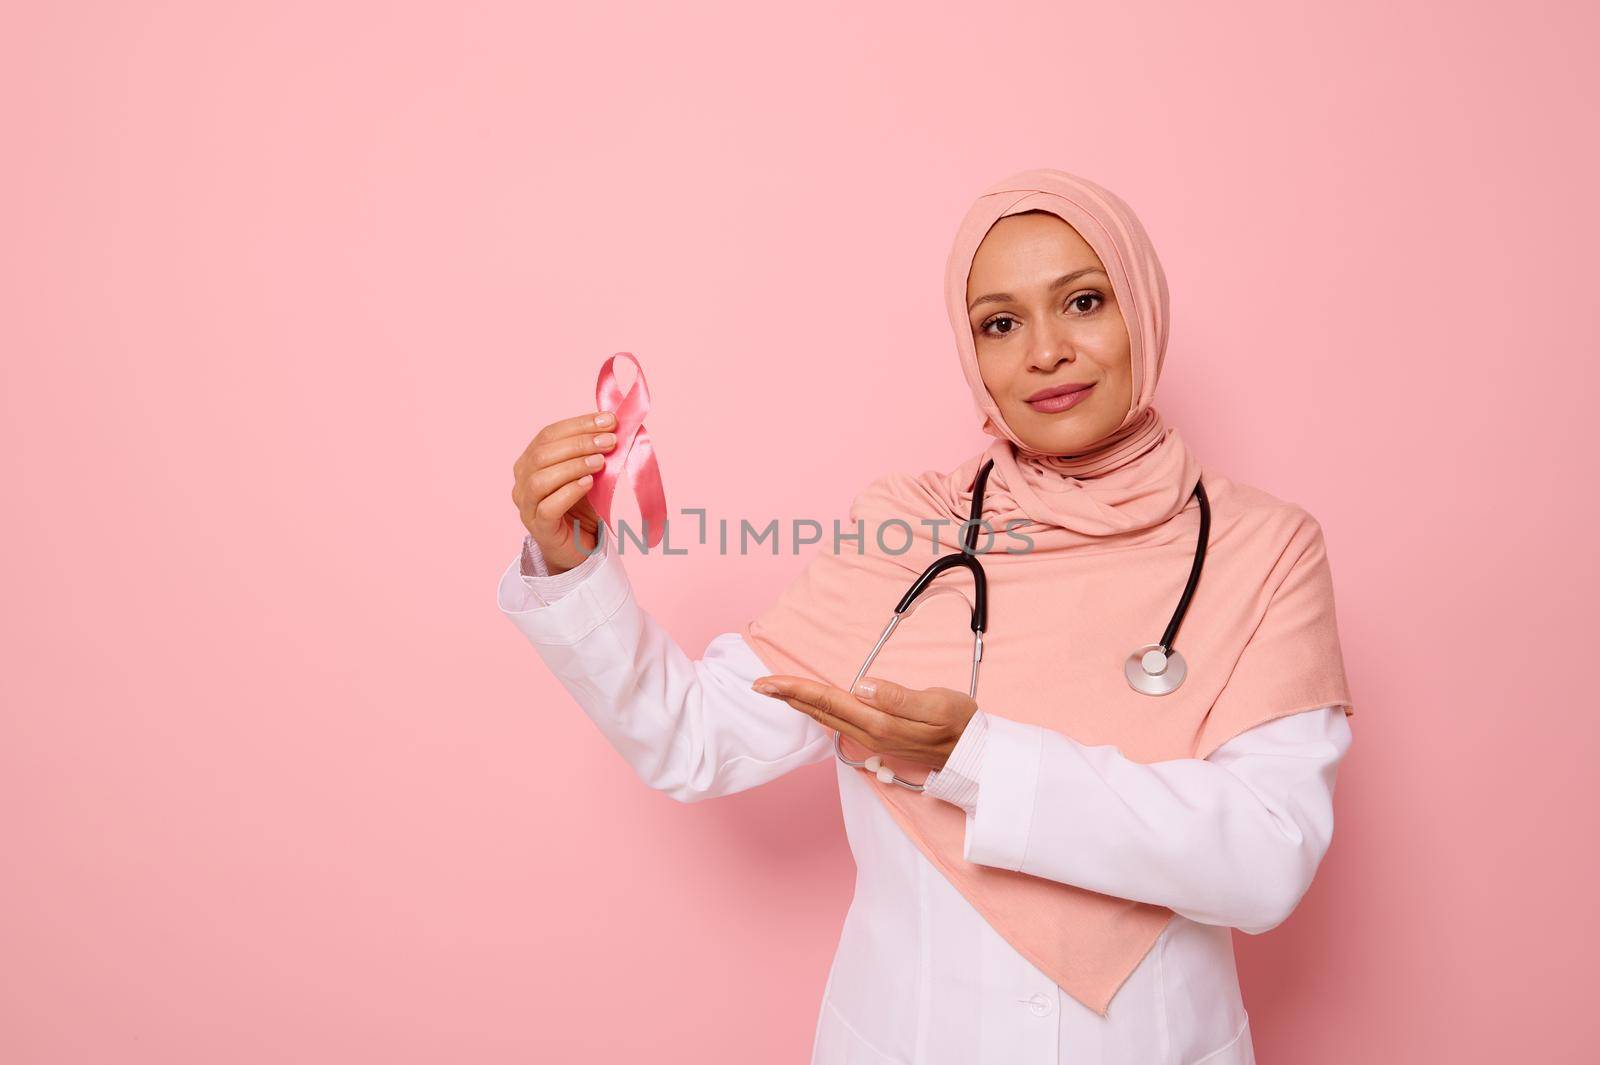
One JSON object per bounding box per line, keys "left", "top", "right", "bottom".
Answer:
{"left": 498, "top": 535, "right": 835, "bottom": 803}
{"left": 957, "top": 705, "right": 1353, "bottom": 934}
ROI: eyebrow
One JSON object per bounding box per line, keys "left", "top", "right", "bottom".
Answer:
{"left": 967, "top": 268, "right": 1108, "bottom": 313}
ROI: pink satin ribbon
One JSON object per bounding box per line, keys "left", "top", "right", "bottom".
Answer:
{"left": 588, "top": 352, "right": 668, "bottom": 548}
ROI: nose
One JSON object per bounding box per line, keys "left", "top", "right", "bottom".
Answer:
{"left": 1024, "top": 317, "right": 1077, "bottom": 371}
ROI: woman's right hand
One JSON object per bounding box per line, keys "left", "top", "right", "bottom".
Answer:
{"left": 511, "top": 410, "right": 618, "bottom": 575}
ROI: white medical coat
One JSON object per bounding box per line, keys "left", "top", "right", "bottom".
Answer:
{"left": 498, "top": 534, "right": 1352, "bottom": 1065}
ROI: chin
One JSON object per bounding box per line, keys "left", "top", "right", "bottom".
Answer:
{"left": 1010, "top": 409, "right": 1113, "bottom": 455}
{"left": 1019, "top": 428, "right": 1103, "bottom": 455}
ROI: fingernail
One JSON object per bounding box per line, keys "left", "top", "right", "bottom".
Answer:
{"left": 579, "top": 474, "right": 593, "bottom": 486}
{"left": 595, "top": 433, "right": 616, "bottom": 448}
{"left": 853, "top": 680, "right": 877, "bottom": 699}
{"left": 752, "top": 681, "right": 778, "bottom": 695}
{"left": 586, "top": 454, "right": 604, "bottom": 469}
{"left": 597, "top": 411, "right": 615, "bottom": 427}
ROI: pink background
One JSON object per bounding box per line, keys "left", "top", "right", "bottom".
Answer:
{"left": 4, "top": 2, "right": 1595, "bottom": 1061}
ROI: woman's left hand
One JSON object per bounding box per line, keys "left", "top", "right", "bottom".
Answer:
{"left": 751, "top": 674, "right": 977, "bottom": 770}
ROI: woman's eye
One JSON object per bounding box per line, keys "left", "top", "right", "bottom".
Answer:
{"left": 981, "top": 293, "right": 1103, "bottom": 337}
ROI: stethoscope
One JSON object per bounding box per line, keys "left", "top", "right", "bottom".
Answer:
{"left": 837, "top": 456, "right": 1212, "bottom": 791}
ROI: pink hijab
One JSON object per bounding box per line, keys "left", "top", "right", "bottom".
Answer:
{"left": 741, "top": 167, "right": 1354, "bottom": 1016}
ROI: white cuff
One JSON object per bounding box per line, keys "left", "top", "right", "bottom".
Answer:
{"left": 497, "top": 534, "right": 631, "bottom": 644}
{"left": 922, "top": 709, "right": 988, "bottom": 813}
{"left": 517, "top": 534, "right": 610, "bottom": 606}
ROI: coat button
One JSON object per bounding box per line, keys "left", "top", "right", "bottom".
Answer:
{"left": 1024, "top": 991, "right": 1053, "bottom": 1017}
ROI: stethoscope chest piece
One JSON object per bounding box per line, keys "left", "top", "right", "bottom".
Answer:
{"left": 1124, "top": 644, "right": 1187, "bottom": 696}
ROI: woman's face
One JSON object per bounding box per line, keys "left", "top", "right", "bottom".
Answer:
{"left": 966, "top": 211, "right": 1133, "bottom": 454}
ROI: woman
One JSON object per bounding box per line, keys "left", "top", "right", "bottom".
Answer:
{"left": 502, "top": 168, "right": 1355, "bottom": 1065}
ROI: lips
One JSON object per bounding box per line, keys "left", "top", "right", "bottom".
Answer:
{"left": 1025, "top": 382, "right": 1095, "bottom": 402}
{"left": 1024, "top": 381, "right": 1095, "bottom": 414}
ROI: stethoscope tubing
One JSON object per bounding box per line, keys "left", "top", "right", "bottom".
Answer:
{"left": 836, "top": 458, "right": 1210, "bottom": 791}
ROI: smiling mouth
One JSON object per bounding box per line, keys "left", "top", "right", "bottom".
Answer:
{"left": 1025, "top": 383, "right": 1095, "bottom": 413}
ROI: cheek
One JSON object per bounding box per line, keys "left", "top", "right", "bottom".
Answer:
{"left": 1086, "top": 325, "right": 1133, "bottom": 383}
{"left": 974, "top": 345, "right": 1010, "bottom": 397}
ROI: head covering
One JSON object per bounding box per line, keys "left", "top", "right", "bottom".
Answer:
{"left": 741, "top": 167, "right": 1354, "bottom": 1016}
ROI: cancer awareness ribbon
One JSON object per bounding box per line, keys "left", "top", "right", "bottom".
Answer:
{"left": 588, "top": 351, "right": 668, "bottom": 548}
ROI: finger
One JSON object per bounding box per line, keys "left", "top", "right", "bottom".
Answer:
{"left": 523, "top": 453, "right": 608, "bottom": 515}
{"left": 529, "top": 473, "right": 595, "bottom": 534}
{"left": 531, "top": 409, "right": 616, "bottom": 448}
{"left": 752, "top": 675, "right": 891, "bottom": 736}
{"left": 529, "top": 425, "right": 619, "bottom": 472}
{"left": 515, "top": 412, "right": 617, "bottom": 481}
{"left": 768, "top": 691, "right": 880, "bottom": 754}
{"left": 851, "top": 675, "right": 941, "bottom": 724}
